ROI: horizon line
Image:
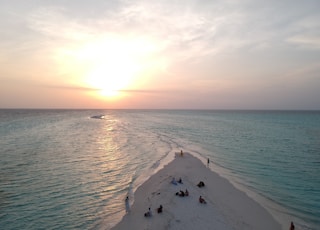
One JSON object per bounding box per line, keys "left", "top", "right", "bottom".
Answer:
{"left": 0, "top": 108, "right": 319, "bottom": 111}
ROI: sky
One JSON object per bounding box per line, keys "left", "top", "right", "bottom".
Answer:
{"left": 1, "top": 0, "right": 320, "bottom": 109}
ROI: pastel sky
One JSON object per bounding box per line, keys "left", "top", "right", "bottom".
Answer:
{"left": 1, "top": 0, "right": 320, "bottom": 109}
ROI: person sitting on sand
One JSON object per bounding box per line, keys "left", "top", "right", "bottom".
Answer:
{"left": 157, "top": 205, "right": 163, "bottom": 213}
{"left": 185, "top": 189, "right": 189, "bottom": 196}
{"left": 175, "top": 190, "right": 185, "bottom": 197}
{"left": 171, "top": 177, "right": 178, "bottom": 185}
{"left": 197, "top": 181, "right": 205, "bottom": 187}
{"left": 178, "top": 177, "right": 183, "bottom": 184}
{"left": 199, "top": 196, "right": 206, "bottom": 204}
{"left": 144, "top": 207, "right": 152, "bottom": 217}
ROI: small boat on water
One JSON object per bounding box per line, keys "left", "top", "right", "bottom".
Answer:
{"left": 90, "top": 115, "right": 105, "bottom": 119}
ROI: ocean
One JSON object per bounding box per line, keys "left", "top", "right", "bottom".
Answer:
{"left": 0, "top": 109, "right": 319, "bottom": 229}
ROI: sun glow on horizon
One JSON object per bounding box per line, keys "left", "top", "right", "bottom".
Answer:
{"left": 57, "top": 35, "right": 161, "bottom": 98}
{"left": 84, "top": 36, "right": 161, "bottom": 98}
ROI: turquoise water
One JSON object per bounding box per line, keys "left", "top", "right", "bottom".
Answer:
{"left": 0, "top": 110, "right": 319, "bottom": 229}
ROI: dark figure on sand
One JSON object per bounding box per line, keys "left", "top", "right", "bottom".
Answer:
{"left": 176, "top": 189, "right": 189, "bottom": 197}
{"left": 176, "top": 190, "right": 185, "bottom": 197}
{"left": 197, "top": 181, "right": 205, "bottom": 187}
{"left": 144, "top": 208, "right": 152, "bottom": 217}
{"left": 290, "top": 222, "right": 295, "bottom": 230}
{"left": 125, "top": 196, "right": 130, "bottom": 213}
{"left": 199, "top": 196, "right": 206, "bottom": 204}
{"left": 157, "top": 205, "right": 163, "bottom": 213}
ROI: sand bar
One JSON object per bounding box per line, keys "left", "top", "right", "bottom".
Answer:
{"left": 111, "top": 152, "right": 281, "bottom": 230}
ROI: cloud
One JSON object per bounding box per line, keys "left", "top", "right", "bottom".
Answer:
{"left": 27, "top": 6, "right": 94, "bottom": 41}
{"left": 286, "top": 35, "right": 320, "bottom": 49}
{"left": 285, "top": 14, "right": 320, "bottom": 49}
{"left": 20, "top": 1, "right": 232, "bottom": 64}
{"left": 42, "top": 84, "right": 99, "bottom": 91}
{"left": 21, "top": 0, "right": 319, "bottom": 66}
{"left": 43, "top": 84, "right": 184, "bottom": 95}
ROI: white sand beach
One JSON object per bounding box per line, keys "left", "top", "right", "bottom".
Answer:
{"left": 111, "top": 152, "right": 281, "bottom": 230}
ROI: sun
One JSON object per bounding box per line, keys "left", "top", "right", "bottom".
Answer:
{"left": 72, "top": 35, "right": 158, "bottom": 98}
{"left": 54, "top": 34, "right": 164, "bottom": 100}
{"left": 86, "top": 58, "right": 140, "bottom": 97}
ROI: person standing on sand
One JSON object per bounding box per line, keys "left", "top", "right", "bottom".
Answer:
{"left": 207, "top": 158, "right": 210, "bottom": 167}
{"left": 125, "top": 196, "right": 130, "bottom": 213}
{"left": 180, "top": 150, "right": 183, "bottom": 156}
{"left": 289, "top": 221, "right": 295, "bottom": 230}
{"left": 157, "top": 205, "right": 163, "bottom": 213}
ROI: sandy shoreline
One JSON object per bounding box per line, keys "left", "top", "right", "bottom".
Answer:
{"left": 111, "top": 152, "right": 281, "bottom": 230}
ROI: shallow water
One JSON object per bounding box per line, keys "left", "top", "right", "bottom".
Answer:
{"left": 0, "top": 109, "right": 319, "bottom": 229}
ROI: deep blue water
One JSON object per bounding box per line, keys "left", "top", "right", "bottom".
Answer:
{"left": 0, "top": 109, "right": 319, "bottom": 229}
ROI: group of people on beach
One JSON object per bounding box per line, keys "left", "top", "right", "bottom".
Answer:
{"left": 142, "top": 175, "right": 207, "bottom": 218}
{"left": 124, "top": 151, "right": 297, "bottom": 230}
{"left": 144, "top": 204, "right": 163, "bottom": 217}
{"left": 196, "top": 181, "right": 206, "bottom": 204}
{"left": 172, "top": 175, "right": 207, "bottom": 204}
{"left": 124, "top": 191, "right": 163, "bottom": 217}
{"left": 176, "top": 189, "right": 189, "bottom": 197}
{"left": 128, "top": 151, "right": 209, "bottom": 219}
